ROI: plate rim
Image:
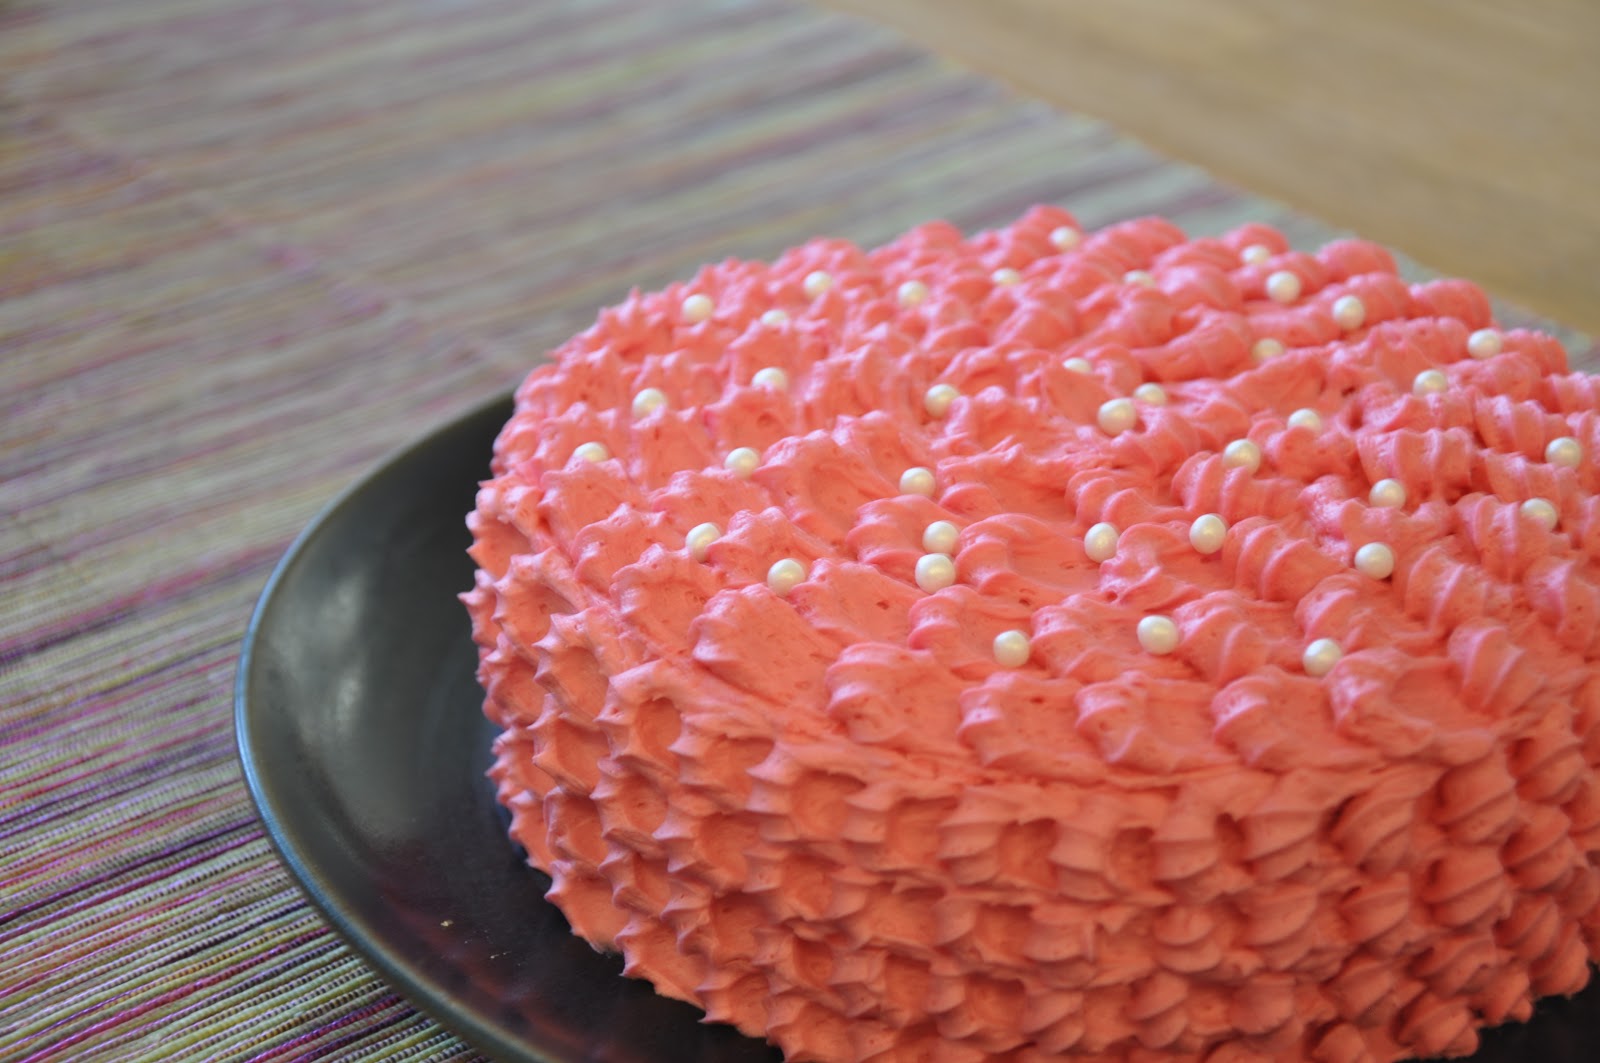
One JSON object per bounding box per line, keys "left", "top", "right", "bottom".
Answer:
{"left": 233, "top": 388, "right": 550, "bottom": 1063}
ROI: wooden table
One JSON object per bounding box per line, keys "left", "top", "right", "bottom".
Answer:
{"left": 825, "top": 0, "right": 1600, "bottom": 334}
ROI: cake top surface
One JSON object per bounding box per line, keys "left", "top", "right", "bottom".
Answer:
{"left": 474, "top": 206, "right": 1598, "bottom": 803}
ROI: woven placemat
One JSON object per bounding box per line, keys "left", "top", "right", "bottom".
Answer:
{"left": 1, "top": 1, "right": 1593, "bottom": 1060}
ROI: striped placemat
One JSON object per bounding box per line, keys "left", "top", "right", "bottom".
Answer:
{"left": 1, "top": 1, "right": 1593, "bottom": 1060}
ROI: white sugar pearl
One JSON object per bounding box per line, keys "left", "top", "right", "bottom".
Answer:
{"left": 1467, "top": 328, "right": 1502, "bottom": 359}
{"left": 1369, "top": 478, "right": 1407, "bottom": 508}
{"left": 760, "top": 309, "right": 789, "bottom": 327}
{"left": 898, "top": 280, "right": 929, "bottom": 307}
{"left": 1521, "top": 498, "right": 1559, "bottom": 531}
{"left": 914, "top": 553, "right": 957, "bottom": 593}
{"left": 1303, "top": 638, "right": 1343, "bottom": 677}
{"left": 900, "top": 466, "right": 936, "bottom": 497}
{"left": 1287, "top": 408, "right": 1323, "bottom": 432}
{"left": 725, "top": 447, "right": 760, "bottom": 478}
{"left": 1413, "top": 369, "right": 1448, "bottom": 397}
{"left": 1332, "top": 294, "right": 1366, "bottom": 331}
{"left": 1223, "top": 439, "right": 1262, "bottom": 473}
{"left": 685, "top": 522, "right": 721, "bottom": 561}
{"left": 1124, "top": 269, "right": 1156, "bottom": 288}
{"left": 1050, "top": 226, "right": 1081, "bottom": 251}
{"left": 922, "top": 520, "right": 960, "bottom": 555}
{"left": 681, "top": 293, "right": 714, "bottom": 323}
{"left": 1252, "top": 337, "right": 1285, "bottom": 363}
{"left": 1546, "top": 436, "right": 1583, "bottom": 468}
{"left": 1084, "top": 521, "right": 1120, "bottom": 563}
{"left": 991, "top": 267, "right": 1021, "bottom": 286}
{"left": 753, "top": 366, "right": 789, "bottom": 391}
{"left": 1354, "top": 542, "right": 1395, "bottom": 580}
{"left": 1063, "top": 357, "right": 1093, "bottom": 374}
{"left": 924, "top": 383, "right": 959, "bottom": 418}
{"left": 1189, "top": 513, "right": 1228, "bottom": 555}
{"left": 1241, "top": 244, "right": 1272, "bottom": 266}
{"left": 631, "top": 387, "right": 667, "bottom": 418}
{"left": 572, "top": 441, "right": 609, "bottom": 464}
{"left": 767, "top": 558, "right": 807, "bottom": 597}
{"left": 1098, "top": 397, "right": 1138, "bottom": 436}
{"left": 1137, "top": 615, "right": 1180, "bottom": 656}
{"left": 803, "top": 270, "right": 833, "bottom": 298}
{"left": 993, "top": 629, "right": 1032, "bottom": 668}
{"left": 1133, "top": 383, "right": 1169, "bottom": 406}
{"left": 1266, "top": 270, "right": 1302, "bottom": 304}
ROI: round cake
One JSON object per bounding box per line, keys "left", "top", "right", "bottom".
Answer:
{"left": 462, "top": 206, "right": 1600, "bottom": 1063}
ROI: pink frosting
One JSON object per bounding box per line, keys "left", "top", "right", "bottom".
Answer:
{"left": 464, "top": 206, "right": 1600, "bottom": 1063}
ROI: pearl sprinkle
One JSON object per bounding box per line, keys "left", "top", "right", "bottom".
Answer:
{"left": 1266, "top": 270, "right": 1302, "bottom": 304}
{"left": 725, "top": 447, "right": 760, "bottom": 478}
{"left": 803, "top": 270, "right": 833, "bottom": 297}
{"left": 1332, "top": 294, "right": 1366, "bottom": 331}
{"left": 1252, "top": 338, "right": 1284, "bottom": 363}
{"left": 899, "top": 467, "right": 936, "bottom": 497}
{"left": 1049, "top": 226, "right": 1081, "bottom": 251}
{"left": 767, "top": 558, "right": 807, "bottom": 597}
{"left": 1063, "top": 357, "right": 1093, "bottom": 374}
{"left": 993, "top": 630, "right": 1032, "bottom": 668}
{"left": 1189, "top": 514, "right": 1228, "bottom": 555}
{"left": 1369, "top": 478, "right": 1407, "bottom": 508}
{"left": 753, "top": 367, "right": 789, "bottom": 391}
{"left": 1241, "top": 244, "right": 1272, "bottom": 266}
{"left": 1354, "top": 542, "right": 1395, "bottom": 580}
{"left": 991, "top": 267, "right": 1021, "bottom": 286}
{"left": 685, "top": 522, "right": 720, "bottom": 561}
{"left": 1098, "top": 397, "right": 1138, "bottom": 436}
{"left": 1223, "top": 439, "right": 1262, "bottom": 473}
{"left": 922, "top": 520, "right": 960, "bottom": 555}
{"left": 924, "top": 383, "right": 959, "bottom": 418}
{"left": 1133, "top": 383, "right": 1169, "bottom": 406}
{"left": 1521, "top": 498, "right": 1559, "bottom": 531}
{"left": 1124, "top": 270, "right": 1156, "bottom": 288}
{"left": 1546, "top": 436, "right": 1583, "bottom": 468}
{"left": 1467, "top": 328, "right": 1502, "bottom": 359}
{"left": 897, "top": 280, "right": 929, "bottom": 307}
{"left": 1413, "top": 369, "right": 1448, "bottom": 396}
{"left": 1084, "top": 522, "right": 1119, "bottom": 563}
{"left": 681, "top": 293, "right": 714, "bottom": 323}
{"left": 1303, "top": 638, "right": 1343, "bottom": 677}
{"left": 760, "top": 309, "right": 789, "bottom": 327}
{"left": 1288, "top": 408, "right": 1323, "bottom": 432}
{"left": 914, "top": 553, "right": 957, "bottom": 593}
{"left": 572, "top": 441, "right": 609, "bottom": 464}
{"left": 1137, "top": 615, "right": 1180, "bottom": 655}
{"left": 631, "top": 387, "right": 667, "bottom": 417}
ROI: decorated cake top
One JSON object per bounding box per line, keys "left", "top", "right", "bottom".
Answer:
{"left": 476, "top": 206, "right": 1595, "bottom": 791}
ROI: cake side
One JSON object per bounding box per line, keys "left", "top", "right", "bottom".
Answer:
{"left": 464, "top": 207, "right": 1600, "bottom": 1063}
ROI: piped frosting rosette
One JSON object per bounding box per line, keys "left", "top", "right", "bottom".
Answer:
{"left": 464, "top": 207, "right": 1600, "bottom": 1063}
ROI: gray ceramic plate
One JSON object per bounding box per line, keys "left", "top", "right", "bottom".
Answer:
{"left": 235, "top": 393, "right": 1595, "bottom": 1063}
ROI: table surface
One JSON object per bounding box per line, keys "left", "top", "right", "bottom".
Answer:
{"left": 827, "top": 0, "right": 1600, "bottom": 334}
{"left": 1, "top": 1, "right": 1595, "bottom": 1060}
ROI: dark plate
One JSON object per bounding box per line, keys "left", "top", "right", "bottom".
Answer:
{"left": 236, "top": 393, "right": 780, "bottom": 1063}
{"left": 236, "top": 392, "right": 1597, "bottom": 1063}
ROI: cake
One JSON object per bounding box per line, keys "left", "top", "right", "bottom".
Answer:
{"left": 462, "top": 206, "right": 1600, "bottom": 1063}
